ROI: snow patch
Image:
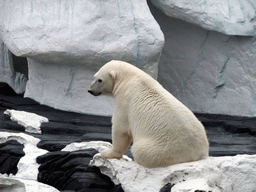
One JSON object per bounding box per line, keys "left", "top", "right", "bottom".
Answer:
{"left": 4, "top": 109, "right": 49, "bottom": 134}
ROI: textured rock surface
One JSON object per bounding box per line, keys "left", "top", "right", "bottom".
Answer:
{"left": 149, "top": 2, "right": 256, "bottom": 117}
{"left": 37, "top": 148, "right": 123, "bottom": 192}
{"left": 91, "top": 153, "right": 256, "bottom": 192}
{"left": 0, "top": 40, "right": 27, "bottom": 94}
{"left": 25, "top": 58, "right": 115, "bottom": 116}
{"left": 150, "top": 0, "right": 256, "bottom": 36}
{"left": 1, "top": 0, "right": 164, "bottom": 73}
{"left": 1, "top": 0, "right": 164, "bottom": 116}
{"left": 0, "top": 140, "right": 25, "bottom": 175}
{"left": 0, "top": 132, "right": 48, "bottom": 180}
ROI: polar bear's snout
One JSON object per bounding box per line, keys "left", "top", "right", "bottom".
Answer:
{"left": 88, "top": 80, "right": 102, "bottom": 96}
{"left": 88, "top": 89, "right": 101, "bottom": 96}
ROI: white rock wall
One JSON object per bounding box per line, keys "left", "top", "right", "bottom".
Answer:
{"left": 149, "top": 2, "right": 256, "bottom": 117}
{"left": 150, "top": 0, "right": 256, "bottom": 36}
{"left": 1, "top": 0, "right": 256, "bottom": 117}
{"left": 1, "top": 0, "right": 164, "bottom": 116}
{"left": 25, "top": 58, "right": 115, "bottom": 116}
{"left": 1, "top": 0, "right": 164, "bottom": 77}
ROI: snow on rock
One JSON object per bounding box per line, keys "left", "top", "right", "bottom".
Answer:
{"left": 90, "top": 148, "right": 256, "bottom": 192}
{"left": 0, "top": 132, "right": 48, "bottom": 180}
{"left": 4, "top": 109, "right": 49, "bottom": 134}
{"left": 0, "top": 177, "right": 59, "bottom": 192}
{"left": 150, "top": 0, "right": 256, "bottom": 36}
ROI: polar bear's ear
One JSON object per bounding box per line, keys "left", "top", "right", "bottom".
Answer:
{"left": 110, "top": 71, "right": 117, "bottom": 79}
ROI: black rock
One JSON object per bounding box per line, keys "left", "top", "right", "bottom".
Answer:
{"left": 37, "top": 148, "right": 124, "bottom": 192}
{"left": 0, "top": 140, "right": 25, "bottom": 175}
{"left": 160, "top": 183, "right": 174, "bottom": 192}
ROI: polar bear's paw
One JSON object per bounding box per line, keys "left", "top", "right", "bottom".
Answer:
{"left": 100, "top": 148, "right": 123, "bottom": 159}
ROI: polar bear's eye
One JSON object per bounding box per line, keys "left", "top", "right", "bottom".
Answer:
{"left": 98, "top": 79, "right": 102, "bottom": 83}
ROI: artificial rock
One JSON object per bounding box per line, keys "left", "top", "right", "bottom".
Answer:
{"left": 4, "top": 109, "right": 49, "bottom": 134}
{"left": 1, "top": 0, "right": 256, "bottom": 117}
{"left": 0, "top": 40, "right": 27, "bottom": 94}
{"left": 90, "top": 152, "right": 256, "bottom": 192}
{"left": 1, "top": 95, "right": 256, "bottom": 191}
{"left": 1, "top": 0, "right": 164, "bottom": 116}
{"left": 150, "top": 0, "right": 256, "bottom": 36}
{"left": 0, "top": 140, "right": 25, "bottom": 175}
{"left": 148, "top": 2, "right": 256, "bottom": 117}
{"left": 0, "top": 132, "right": 48, "bottom": 180}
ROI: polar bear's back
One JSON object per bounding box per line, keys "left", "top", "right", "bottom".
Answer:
{"left": 128, "top": 78, "right": 209, "bottom": 163}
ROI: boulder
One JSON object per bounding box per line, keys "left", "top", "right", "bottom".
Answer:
{"left": 90, "top": 152, "right": 256, "bottom": 192}
{"left": 150, "top": 0, "right": 256, "bottom": 36}
{"left": 1, "top": 0, "right": 164, "bottom": 116}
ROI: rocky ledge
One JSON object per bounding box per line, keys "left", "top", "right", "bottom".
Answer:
{"left": 1, "top": 82, "right": 256, "bottom": 192}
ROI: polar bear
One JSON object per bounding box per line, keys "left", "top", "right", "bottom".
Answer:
{"left": 88, "top": 60, "right": 209, "bottom": 168}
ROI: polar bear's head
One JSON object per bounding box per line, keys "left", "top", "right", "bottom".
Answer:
{"left": 88, "top": 62, "right": 117, "bottom": 96}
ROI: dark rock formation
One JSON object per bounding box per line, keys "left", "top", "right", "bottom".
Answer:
{"left": 0, "top": 140, "right": 25, "bottom": 175}
{"left": 37, "top": 148, "right": 123, "bottom": 192}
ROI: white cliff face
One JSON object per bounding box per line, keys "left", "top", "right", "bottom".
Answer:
{"left": 149, "top": 2, "right": 256, "bottom": 117}
{"left": 150, "top": 0, "right": 256, "bottom": 36}
{"left": 1, "top": 0, "right": 164, "bottom": 116}
{"left": 24, "top": 58, "right": 116, "bottom": 116}
{"left": 1, "top": 0, "right": 164, "bottom": 76}
{"left": 90, "top": 151, "right": 256, "bottom": 192}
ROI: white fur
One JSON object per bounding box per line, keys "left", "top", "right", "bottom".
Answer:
{"left": 88, "top": 60, "right": 209, "bottom": 168}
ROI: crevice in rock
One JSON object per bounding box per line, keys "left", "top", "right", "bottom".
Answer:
{"left": 213, "top": 56, "right": 230, "bottom": 98}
